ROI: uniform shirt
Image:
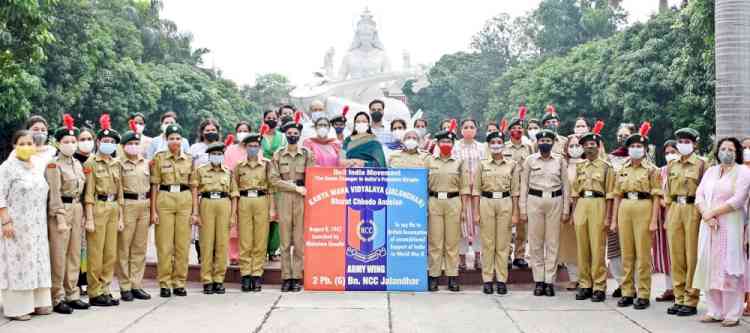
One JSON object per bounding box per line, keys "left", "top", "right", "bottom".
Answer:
{"left": 552, "top": 135, "right": 568, "bottom": 156}
{"left": 664, "top": 154, "right": 705, "bottom": 204}
{"left": 388, "top": 150, "right": 428, "bottom": 168}
{"left": 425, "top": 155, "right": 471, "bottom": 194}
{"left": 119, "top": 156, "right": 150, "bottom": 195}
{"left": 190, "top": 164, "right": 232, "bottom": 194}
{"left": 519, "top": 153, "right": 570, "bottom": 215}
{"left": 145, "top": 135, "right": 190, "bottom": 160}
{"left": 269, "top": 146, "right": 316, "bottom": 193}
{"left": 571, "top": 158, "right": 615, "bottom": 199}
{"left": 612, "top": 161, "right": 661, "bottom": 198}
{"left": 83, "top": 154, "right": 123, "bottom": 205}
{"left": 474, "top": 157, "right": 520, "bottom": 196}
{"left": 150, "top": 150, "right": 193, "bottom": 185}
{"left": 503, "top": 141, "right": 534, "bottom": 170}
{"left": 46, "top": 154, "right": 85, "bottom": 217}
{"left": 231, "top": 159, "right": 273, "bottom": 195}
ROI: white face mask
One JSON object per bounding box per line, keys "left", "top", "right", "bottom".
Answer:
{"left": 569, "top": 146, "right": 584, "bottom": 159}
{"left": 316, "top": 127, "right": 329, "bottom": 138}
{"left": 209, "top": 154, "right": 224, "bottom": 166}
{"left": 392, "top": 129, "right": 405, "bottom": 142}
{"left": 355, "top": 123, "right": 369, "bottom": 134}
{"left": 311, "top": 112, "right": 324, "bottom": 122}
{"left": 629, "top": 147, "right": 645, "bottom": 159}
{"left": 676, "top": 143, "right": 693, "bottom": 156}
{"left": 136, "top": 124, "right": 145, "bottom": 134}
{"left": 574, "top": 127, "right": 588, "bottom": 135}
{"left": 59, "top": 142, "right": 77, "bottom": 157}
{"left": 665, "top": 153, "right": 679, "bottom": 163}
{"left": 527, "top": 129, "right": 539, "bottom": 141}
{"left": 124, "top": 144, "right": 142, "bottom": 156}
{"left": 415, "top": 128, "right": 426, "bottom": 138}
{"left": 403, "top": 139, "right": 419, "bottom": 150}
{"left": 236, "top": 132, "right": 249, "bottom": 143}
{"left": 78, "top": 140, "right": 95, "bottom": 154}
{"left": 489, "top": 144, "right": 505, "bottom": 154}
{"left": 744, "top": 149, "right": 750, "bottom": 162}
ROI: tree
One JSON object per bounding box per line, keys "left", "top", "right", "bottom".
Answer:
{"left": 715, "top": 0, "right": 750, "bottom": 139}
{"left": 241, "top": 73, "right": 293, "bottom": 111}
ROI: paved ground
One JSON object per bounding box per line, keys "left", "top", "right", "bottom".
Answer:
{"left": 0, "top": 275, "right": 746, "bottom": 333}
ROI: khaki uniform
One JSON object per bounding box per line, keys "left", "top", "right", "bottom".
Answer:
{"left": 504, "top": 141, "right": 534, "bottom": 260}
{"left": 116, "top": 157, "right": 151, "bottom": 292}
{"left": 571, "top": 158, "right": 615, "bottom": 292}
{"left": 552, "top": 135, "right": 568, "bottom": 156}
{"left": 270, "top": 147, "right": 315, "bottom": 280}
{"left": 520, "top": 153, "right": 570, "bottom": 283}
{"left": 665, "top": 155, "right": 705, "bottom": 307}
{"left": 388, "top": 150, "right": 428, "bottom": 168}
{"left": 613, "top": 161, "right": 661, "bottom": 299}
{"left": 474, "top": 157, "right": 520, "bottom": 282}
{"left": 150, "top": 151, "right": 193, "bottom": 289}
{"left": 84, "top": 155, "right": 123, "bottom": 298}
{"left": 425, "top": 156, "right": 470, "bottom": 277}
{"left": 232, "top": 159, "right": 273, "bottom": 277}
{"left": 46, "top": 155, "right": 85, "bottom": 305}
{"left": 191, "top": 164, "right": 233, "bottom": 284}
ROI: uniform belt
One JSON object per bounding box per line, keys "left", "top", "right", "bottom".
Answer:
{"left": 528, "top": 188, "right": 563, "bottom": 198}
{"left": 239, "top": 189, "right": 268, "bottom": 198}
{"left": 671, "top": 195, "right": 695, "bottom": 204}
{"left": 429, "top": 191, "right": 460, "bottom": 199}
{"left": 201, "top": 192, "right": 229, "bottom": 199}
{"left": 61, "top": 196, "right": 79, "bottom": 204}
{"left": 123, "top": 192, "right": 150, "bottom": 200}
{"left": 624, "top": 192, "right": 652, "bottom": 200}
{"left": 96, "top": 194, "right": 117, "bottom": 202}
{"left": 579, "top": 190, "right": 605, "bottom": 198}
{"left": 481, "top": 191, "right": 511, "bottom": 199}
{"left": 159, "top": 184, "right": 190, "bottom": 193}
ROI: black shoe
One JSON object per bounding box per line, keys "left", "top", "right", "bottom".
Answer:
{"left": 241, "top": 276, "right": 252, "bottom": 292}
{"left": 633, "top": 298, "right": 650, "bottom": 310}
{"left": 281, "top": 279, "right": 292, "bottom": 292}
{"left": 544, "top": 283, "right": 555, "bottom": 297}
{"left": 173, "top": 288, "right": 187, "bottom": 297}
{"left": 203, "top": 283, "right": 215, "bottom": 295}
{"left": 533, "top": 282, "right": 545, "bottom": 296}
{"left": 496, "top": 282, "right": 508, "bottom": 295}
{"left": 53, "top": 302, "right": 73, "bottom": 314}
{"left": 591, "top": 290, "right": 606, "bottom": 303}
{"left": 214, "top": 283, "right": 226, "bottom": 294}
{"left": 676, "top": 305, "right": 697, "bottom": 317}
{"left": 483, "top": 282, "right": 494, "bottom": 294}
{"left": 104, "top": 294, "right": 120, "bottom": 306}
{"left": 612, "top": 287, "right": 622, "bottom": 298}
{"left": 120, "top": 290, "right": 134, "bottom": 302}
{"left": 447, "top": 277, "right": 460, "bottom": 292}
{"left": 67, "top": 299, "right": 90, "bottom": 310}
{"left": 90, "top": 295, "right": 114, "bottom": 307}
{"left": 132, "top": 289, "right": 151, "bottom": 300}
{"left": 291, "top": 279, "right": 302, "bottom": 292}
{"left": 513, "top": 258, "right": 529, "bottom": 269}
{"left": 428, "top": 277, "right": 438, "bottom": 292}
{"left": 252, "top": 277, "right": 262, "bottom": 292}
{"left": 575, "top": 288, "right": 593, "bottom": 300}
{"left": 617, "top": 296, "right": 634, "bottom": 307}
{"left": 667, "top": 304, "right": 683, "bottom": 315}
{"left": 160, "top": 288, "right": 171, "bottom": 298}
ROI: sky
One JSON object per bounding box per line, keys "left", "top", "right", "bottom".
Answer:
{"left": 160, "top": 0, "right": 683, "bottom": 87}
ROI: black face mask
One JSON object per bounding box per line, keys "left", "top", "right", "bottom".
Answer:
{"left": 538, "top": 143, "right": 553, "bottom": 154}
{"left": 205, "top": 132, "right": 219, "bottom": 142}
{"left": 265, "top": 119, "right": 277, "bottom": 129}
{"left": 280, "top": 116, "right": 293, "bottom": 125}
{"left": 286, "top": 135, "right": 300, "bottom": 145}
{"left": 370, "top": 111, "right": 384, "bottom": 123}
{"left": 584, "top": 146, "right": 598, "bottom": 156}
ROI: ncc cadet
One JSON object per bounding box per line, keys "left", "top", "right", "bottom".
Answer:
{"left": 610, "top": 122, "right": 661, "bottom": 310}
{"left": 388, "top": 128, "right": 427, "bottom": 168}
{"left": 664, "top": 128, "right": 705, "bottom": 317}
{"left": 425, "top": 119, "right": 470, "bottom": 292}
{"left": 505, "top": 106, "right": 534, "bottom": 269}
{"left": 83, "top": 114, "right": 124, "bottom": 307}
{"left": 572, "top": 121, "right": 615, "bottom": 302}
{"left": 520, "top": 129, "right": 569, "bottom": 297}
{"left": 150, "top": 123, "right": 193, "bottom": 298}
{"left": 46, "top": 115, "right": 90, "bottom": 314}
{"left": 191, "top": 138, "right": 235, "bottom": 295}
{"left": 116, "top": 120, "right": 152, "bottom": 302}
{"left": 476, "top": 130, "right": 519, "bottom": 295}
{"left": 232, "top": 127, "right": 273, "bottom": 292}
{"left": 270, "top": 112, "right": 315, "bottom": 292}
{"left": 540, "top": 104, "right": 568, "bottom": 156}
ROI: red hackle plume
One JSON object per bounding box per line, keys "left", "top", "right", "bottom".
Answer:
{"left": 499, "top": 118, "right": 508, "bottom": 133}
{"left": 639, "top": 121, "right": 652, "bottom": 138}
{"left": 128, "top": 119, "right": 137, "bottom": 132}
{"left": 342, "top": 105, "right": 350, "bottom": 117}
{"left": 449, "top": 119, "right": 457, "bottom": 133}
{"left": 260, "top": 123, "right": 270, "bottom": 136}
{"left": 224, "top": 134, "right": 234, "bottom": 146}
{"left": 99, "top": 114, "right": 111, "bottom": 130}
{"left": 294, "top": 111, "right": 302, "bottom": 124}
{"left": 545, "top": 104, "right": 556, "bottom": 115}
{"left": 593, "top": 120, "right": 605, "bottom": 135}
{"left": 518, "top": 105, "right": 528, "bottom": 121}
{"left": 63, "top": 114, "right": 75, "bottom": 131}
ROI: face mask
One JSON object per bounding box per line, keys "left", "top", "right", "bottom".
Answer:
{"left": 527, "top": 130, "right": 539, "bottom": 141}
{"left": 32, "top": 132, "right": 47, "bottom": 145}
{"left": 677, "top": 143, "right": 693, "bottom": 156}
{"left": 538, "top": 143, "right": 553, "bottom": 154}
{"left": 438, "top": 143, "right": 453, "bottom": 156}
{"left": 265, "top": 119, "right": 277, "bottom": 129}
{"left": 743, "top": 149, "right": 750, "bottom": 162}
{"left": 334, "top": 126, "right": 345, "bottom": 134}
{"left": 569, "top": 146, "right": 584, "bottom": 159}
{"left": 286, "top": 135, "right": 300, "bottom": 145}
{"left": 124, "top": 144, "right": 142, "bottom": 156}
{"left": 99, "top": 142, "right": 116, "bottom": 156}
{"left": 236, "top": 132, "right": 249, "bottom": 143}
{"left": 136, "top": 124, "right": 145, "bottom": 134}
{"left": 665, "top": 153, "right": 679, "bottom": 163}
{"left": 78, "top": 140, "right": 95, "bottom": 154}
{"left": 489, "top": 144, "right": 505, "bottom": 154}
{"left": 415, "top": 128, "right": 426, "bottom": 138}
{"left": 719, "top": 150, "right": 736, "bottom": 165}
{"left": 392, "top": 129, "right": 405, "bottom": 142}
{"left": 370, "top": 111, "right": 383, "bottom": 123}
{"left": 311, "top": 112, "right": 324, "bottom": 122}
{"left": 461, "top": 128, "right": 476, "bottom": 140}
{"left": 59, "top": 143, "right": 77, "bottom": 157}
{"left": 168, "top": 141, "right": 181, "bottom": 152}
{"left": 281, "top": 116, "right": 293, "bottom": 125}
{"left": 545, "top": 124, "right": 558, "bottom": 133}
{"left": 16, "top": 146, "right": 36, "bottom": 161}
{"left": 628, "top": 147, "right": 645, "bottom": 159}
{"left": 583, "top": 146, "right": 598, "bottom": 157}
{"left": 510, "top": 129, "right": 523, "bottom": 140}
{"left": 247, "top": 147, "right": 260, "bottom": 157}
{"left": 355, "top": 123, "right": 369, "bottom": 134}
{"left": 574, "top": 127, "right": 588, "bottom": 135}
{"left": 209, "top": 154, "right": 224, "bottom": 166}
{"left": 205, "top": 132, "right": 219, "bottom": 142}
{"left": 316, "top": 127, "right": 330, "bottom": 138}
{"left": 403, "top": 139, "right": 419, "bottom": 150}
{"left": 161, "top": 124, "right": 169, "bottom": 133}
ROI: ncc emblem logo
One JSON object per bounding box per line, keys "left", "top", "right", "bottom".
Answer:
{"left": 357, "top": 219, "right": 376, "bottom": 242}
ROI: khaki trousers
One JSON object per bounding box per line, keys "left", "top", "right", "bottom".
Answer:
{"left": 199, "top": 198, "right": 231, "bottom": 284}
{"left": 155, "top": 191, "right": 192, "bottom": 289}
{"left": 48, "top": 202, "right": 83, "bottom": 304}
{"left": 86, "top": 201, "right": 119, "bottom": 298}
{"left": 573, "top": 197, "right": 608, "bottom": 291}
{"left": 527, "top": 195, "right": 562, "bottom": 284}
{"left": 238, "top": 196, "right": 270, "bottom": 277}
{"left": 116, "top": 199, "right": 150, "bottom": 291}
{"left": 428, "top": 197, "right": 461, "bottom": 277}
{"left": 479, "top": 197, "right": 513, "bottom": 282}
{"left": 617, "top": 199, "right": 653, "bottom": 298}
{"left": 278, "top": 192, "right": 304, "bottom": 279}
{"left": 667, "top": 203, "right": 701, "bottom": 306}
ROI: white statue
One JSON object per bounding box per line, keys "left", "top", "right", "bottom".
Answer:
{"left": 323, "top": 47, "right": 335, "bottom": 78}
{"left": 337, "top": 9, "right": 391, "bottom": 80}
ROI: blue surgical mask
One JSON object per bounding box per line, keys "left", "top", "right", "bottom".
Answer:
{"left": 247, "top": 147, "right": 260, "bottom": 157}
{"left": 99, "top": 142, "right": 116, "bottom": 155}
{"left": 334, "top": 127, "right": 345, "bottom": 134}
{"left": 209, "top": 154, "right": 224, "bottom": 166}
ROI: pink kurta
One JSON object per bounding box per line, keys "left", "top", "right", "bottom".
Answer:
{"left": 303, "top": 138, "right": 341, "bottom": 167}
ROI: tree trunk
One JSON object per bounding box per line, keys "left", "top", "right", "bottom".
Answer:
{"left": 716, "top": 0, "right": 750, "bottom": 139}
{"left": 659, "top": 0, "right": 669, "bottom": 12}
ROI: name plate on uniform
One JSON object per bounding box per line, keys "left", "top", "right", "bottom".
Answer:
{"left": 584, "top": 190, "right": 594, "bottom": 198}
{"left": 492, "top": 192, "right": 505, "bottom": 199}
{"left": 627, "top": 192, "right": 639, "bottom": 200}
{"left": 437, "top": 192, "right": 449, "bottom": 200}
{"left": 542, "top": 191, "right": 552, "bottom": 199}
{"left": 304, "top": 167, "right": 428, "bottom": 292}
{"left": 676, "top": 196, "right": 688, "bottom": 204}
{"left": 169, "top": 185, "right": 182, "bottom": 193}
{"left": 246, "top": 190, "right": 258, "bottom": 198}
{"left": 209, "top": 192, "right": 221, "bottom": 199}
